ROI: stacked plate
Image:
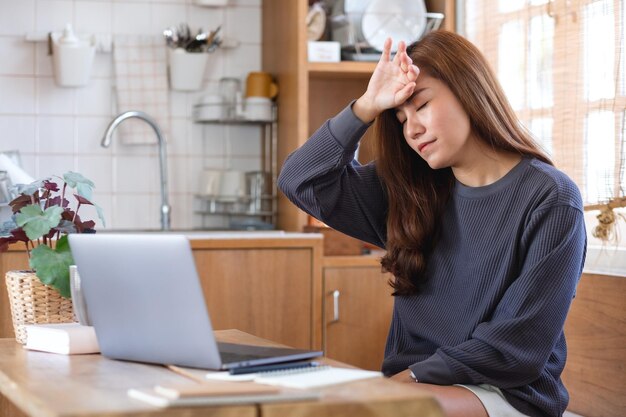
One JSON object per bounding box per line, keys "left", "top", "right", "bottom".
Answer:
{"left": 331, "top": 0, "right": 428, "bottom": 53}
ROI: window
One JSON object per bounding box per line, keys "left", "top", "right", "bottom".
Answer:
{"left": 463, "top": 0, "right": 626, "bottom": 256}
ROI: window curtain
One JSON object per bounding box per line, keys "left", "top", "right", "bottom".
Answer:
{"left": 462, "top": 0, "right": 626, "bottom": 245}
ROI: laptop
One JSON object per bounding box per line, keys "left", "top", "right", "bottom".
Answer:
{"left": 68, "top": 234, "right": 322, "bottom": 370}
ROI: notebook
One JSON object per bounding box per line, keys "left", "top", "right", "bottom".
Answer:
{"left": 205, "top": 365, "right": 383, "bottom": 389}
{"left": 68, "top": 234, "right": 323, "bottom": 370}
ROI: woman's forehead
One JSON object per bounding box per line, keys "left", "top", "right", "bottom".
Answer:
{"left": 414, "top": 73, "right": 437, "bottom": 89}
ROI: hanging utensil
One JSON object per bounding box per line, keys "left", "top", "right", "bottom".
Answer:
{"left": 163, "top": 27, "right": 178, "bottom": 48}
{"left": 205, "top": 25, "right": 221, "bottom": 49}
{"left": 185, "top": 30, "right": 208, "bottom": 52}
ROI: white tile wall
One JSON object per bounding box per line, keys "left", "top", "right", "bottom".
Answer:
{"left": 0, "top": 0, "right": 263, "bottom": 230}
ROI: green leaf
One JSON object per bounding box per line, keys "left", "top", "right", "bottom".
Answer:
{"left": 94, "top": 203, "right": 106, "bottom": 228}
{"left": 29, "top": 235, "right": 73, "bottom": 298}
{"left": 76, "top": 183, "right": 93, "bottom": 200}
{"left": 15, "top": 205, "right": 63, "bottom": 241}
{"left": 55, "top": 219, "right": 77, "bottom": 234}
{"left": 63, "top": 172, "right": 94, "bottom": 200}
{"left": 16, "top": 181, "right": 43, "bottom": 197}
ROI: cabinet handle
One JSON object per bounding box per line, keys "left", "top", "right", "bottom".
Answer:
{"left": 330, "top": 290, "right": 340, "bottom": 323}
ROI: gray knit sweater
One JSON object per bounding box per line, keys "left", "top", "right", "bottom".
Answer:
{"left": 278, "top": 104, "right": 587, "bottom": 417}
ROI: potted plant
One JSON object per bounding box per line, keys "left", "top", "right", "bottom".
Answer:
{"left": 0, "top": 172, "right": 104, "bottom": 343}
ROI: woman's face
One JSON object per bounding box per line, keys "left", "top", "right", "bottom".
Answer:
{"left": 394, "top": 74, "right": 474, "bottom": 170}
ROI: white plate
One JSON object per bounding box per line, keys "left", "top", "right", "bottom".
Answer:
{"left": 361, "top": 0, "right": 427, "bottom": 52}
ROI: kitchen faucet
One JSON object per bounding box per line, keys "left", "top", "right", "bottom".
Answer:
{"left": 101, "top": 111, "right": 171, "bottom": 230}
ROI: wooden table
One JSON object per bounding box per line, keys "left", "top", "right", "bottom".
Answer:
{"left": 0, "top": 330, "right": 445, "bottom": 417}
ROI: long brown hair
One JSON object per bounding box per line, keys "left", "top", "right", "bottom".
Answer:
{"left": 376, "top": 31, "right": 552, "bottom": 296}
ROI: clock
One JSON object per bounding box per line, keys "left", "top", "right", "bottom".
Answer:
{"left": 306, "top": 3, "right": 327, "bottom": 41}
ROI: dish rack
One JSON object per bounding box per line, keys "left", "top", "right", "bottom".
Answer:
{"left": 331, "top": 11, "right": 445, "bottom": 61}
{"left": 192, "top": 114, "right": 278, "bottom": 231}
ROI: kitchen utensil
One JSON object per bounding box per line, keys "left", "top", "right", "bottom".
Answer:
{"left": 50, "top": 24, "right": 96, "bottom": 87}
{"left": 198, "top": 169, "right": 223, "bottom": 196}
{"left": 245, "top": 72, "right": 278, "bottom": 98}
{"left": 219, "top": 77, "right": 241, "bottom": 119}
{"left": 245, "top": 171, "right": 272, "bottom": 213}
{"left": 239, "top": 97, "right": 273, "bottom": 121}
{"left": 229, "top": 218, "right": 275, "bottom": 230}
{"left": 185, "top": 30, "right": 208, "bottom": 52}
{"left": 206, "top": 36, "right": 222, "bottom": 53}
{"left": 205, "top": 25, "right": 221, "bottom": 48}
{"left": 178, "top": 23, "right": 192, "bottom": 46}
{"left": 163, "top": 27, "right": 178, "bottom": 48}
{"left": 361, "top": 0, "right": 427, "bottom": 52}
{"left": 218, "top": 170, "right": 246, "bottom": 201}
{"left": 194, "top": 94, "right": 224, "bottom": 121}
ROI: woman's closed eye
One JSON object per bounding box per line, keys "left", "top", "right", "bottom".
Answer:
{"left": 416, "top": 101, "right": 428, "bottom": 112}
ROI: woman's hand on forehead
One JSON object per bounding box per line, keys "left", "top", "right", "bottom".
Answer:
{"left": 354, "top": 38, "right": 421, "bottom": 123}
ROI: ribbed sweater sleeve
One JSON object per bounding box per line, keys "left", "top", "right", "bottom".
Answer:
{"left": 277, "top": 103, "right": 388, "bottom": 248}
{"left": 409, "top": 203, "right": 586, "bottom": 390}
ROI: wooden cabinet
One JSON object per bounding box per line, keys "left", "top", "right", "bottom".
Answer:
{"left": 323, "top": 256, "right": 394, "bottom": 371}
{"left": 193, "top": 245, "right": 316, "bottom": 349}
{"left": 1, "top": 237, "right": 395, "bottom": 372}
{"left": 262, "top": 0, "right": 456, "bottom": 232}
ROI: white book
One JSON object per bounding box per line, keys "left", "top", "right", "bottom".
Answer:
{"left": 127, "top": 387, "right": 320, "bottom": 408}
{"left": 24, "top": 323, "right": 100, "bottom": 355}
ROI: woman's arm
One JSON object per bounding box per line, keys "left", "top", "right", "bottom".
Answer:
{"left": 278, "top": 104, "right": 388, "bottom": 248}
{"left": 278, "top": 38, "right": 420, "bottom": 248}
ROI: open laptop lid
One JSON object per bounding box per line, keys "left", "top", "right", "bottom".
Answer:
{"left": 68, "top": 234, "right": 321, "bottom": 370}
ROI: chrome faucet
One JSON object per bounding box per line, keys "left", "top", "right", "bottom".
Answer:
{"left": 101, "top": 111, "right": 171, "bottom": 230}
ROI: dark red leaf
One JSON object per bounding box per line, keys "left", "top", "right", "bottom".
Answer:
{"left": 47, "top": 196, "right": 70, "bottom": 208}
{"left": 10, "top": 228, "right": 29, "bottom": 243}
{"left": 61, "top": 209, "right": 75, "bottom": 221}
{"left": 0, "top": 228, "right": 29, "bottom": 251}
{"left": 9, "top": 195, "right": 32, "bottom": 214}
{"left": 74, "top": 194, "right": 93, "bottom": 206}
{"left": 42, "top": 180, "right": 60, "bottom": 192}
{"left": 74, "top": 220, "right": 96, "bottom": 233}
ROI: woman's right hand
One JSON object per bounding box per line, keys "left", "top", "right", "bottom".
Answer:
{"left": 353, "top": 38, "right": 420, "bottom": 123}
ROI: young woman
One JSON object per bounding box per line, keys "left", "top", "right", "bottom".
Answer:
{"left": 278, "top": 31, "right": 586, "bottom": 417}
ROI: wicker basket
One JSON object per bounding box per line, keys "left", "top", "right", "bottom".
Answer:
{"left": 5, "top": 270, "right": 76, "bottom": 344}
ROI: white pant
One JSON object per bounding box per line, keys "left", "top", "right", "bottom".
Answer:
{"left": 455, "top": 384, "right": 530, "bottom": 417}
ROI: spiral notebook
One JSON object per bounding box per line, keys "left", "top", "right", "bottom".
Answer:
{"left": 205, "top": 365, "right": 383, "bottom": 389}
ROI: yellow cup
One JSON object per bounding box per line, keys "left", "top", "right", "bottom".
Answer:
{"left": 245, "top": 72, "right": 278, "bottom": 98}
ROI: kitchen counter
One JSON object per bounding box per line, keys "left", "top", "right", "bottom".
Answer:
{"left": 99, "top": 229, "right": 319, "bottom": 239}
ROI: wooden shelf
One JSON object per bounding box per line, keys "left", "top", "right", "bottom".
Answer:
{"left": 263, "top": 0, "right": 456, "bottom": 232}
{"left": 308, "top": 61, "right": 377, "bottom": 78}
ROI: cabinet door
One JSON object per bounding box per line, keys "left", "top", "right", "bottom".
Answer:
{"left": 324, "top": 266, "right": 394, "bottom": 371}
{"left": 194, "top": 248, "right": 313, "bottom": 350}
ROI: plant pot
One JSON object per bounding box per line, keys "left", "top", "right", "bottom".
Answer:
{"left": 5, "top": 270, "right": 76, "bottom": 344}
